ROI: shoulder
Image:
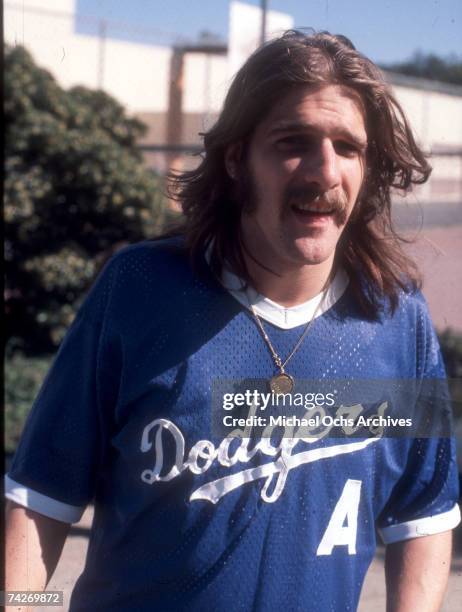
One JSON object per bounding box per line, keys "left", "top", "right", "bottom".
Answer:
{"left": 393, "top": 287, "right": 430, "bottom": 320}
{"left": 100, "top": 236, "right": 196, "bottom": 291}
{"left": 392, "top": 288, "right": 445, "bottom": 377}
{"left": 109, "top": 236, "right": 188, "bottom": 272}
{"left": 337, "top": 278, "right": 431, "bottom": 327}
{"left": 89, "top": 236, "right": 224, "bottom": 327}
{"left": 379, "top": 287, "right": 436, "bottom": 344}
{"left": 343, "top": 284, "right": 443, "bottom": 371}
{"left": 77, "top": 237, "right": 196, "bottom": 325}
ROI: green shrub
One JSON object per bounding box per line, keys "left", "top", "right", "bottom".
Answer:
{"left": 5, "top": 351, "right": 53, "bottom": 454}
{"left": 5, "top": 45, "right": 168, "bottom": 353}
{"left": 439, "top": 329, "right": 462, "bottom": 420}
{"left": 439, "top": 328, "right": 462, "bottom": 378}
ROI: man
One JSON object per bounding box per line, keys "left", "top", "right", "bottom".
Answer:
{"left": 6, "top": 31, "right": 460, "bottom": 611}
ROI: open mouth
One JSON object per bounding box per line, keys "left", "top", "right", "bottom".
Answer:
{"left": 291, "top": 203, "right": 336, "bottom": 218}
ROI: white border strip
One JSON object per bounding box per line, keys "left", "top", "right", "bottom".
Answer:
{"left": 4, "top": 475, "right": 85, "bottom": 524}
{"left": 379, "top": 504, "right": 461, "bottom": 544}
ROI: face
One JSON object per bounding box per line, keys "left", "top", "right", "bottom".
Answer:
{"left": 229, "top": 84, "right": 368, "bottom": 274}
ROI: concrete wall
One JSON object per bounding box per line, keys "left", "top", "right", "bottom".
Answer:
{"left": 4, "top": 0, "right": 172, "bottom": 113}
{"left": 183, "top": 53, "right": 229, "bottom": 115}
{"left": 389, "top": 81, "right": 462, "bottom": 203}
{"left": 393, "top": 84, "right": 462, "bottom": 149}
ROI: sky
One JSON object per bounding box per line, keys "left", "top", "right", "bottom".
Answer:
{"left": 75, "top": 0, "right": 462, "bottom": 64}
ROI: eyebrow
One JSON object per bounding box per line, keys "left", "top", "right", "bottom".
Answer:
{"left": 267, "top": 121, "right": 368, "bottom": 149}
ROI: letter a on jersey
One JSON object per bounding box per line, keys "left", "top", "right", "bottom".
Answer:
{"left": 317, "top": 479, "right": 362, "bottom": 556}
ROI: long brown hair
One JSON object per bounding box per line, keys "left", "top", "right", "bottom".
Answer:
{"left": 166, "top": 30, "right": 431, "bottom": 318}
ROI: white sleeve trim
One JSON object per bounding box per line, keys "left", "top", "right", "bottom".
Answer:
{"left": 4, "top": 474, "right": 86, "bottom": 524}
{"left": 379, "top": 504, "right": 461, "bottom": 544}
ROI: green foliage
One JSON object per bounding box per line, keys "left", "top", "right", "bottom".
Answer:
{"left": 439, "top": 328, "right": 462, "bottom": 378}
{"left": 439, "top": 329, "right": 462, "bottom": 419}
{"left": 5, "top": 352, "right": 53, "bottom": 454}
{"left": 5, "top": 45, "right": 168, "bottom": 352}
{"left": 381, "top": 51, "right": 462, "bottom": 86}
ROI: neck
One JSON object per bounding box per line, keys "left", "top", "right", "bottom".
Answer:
{"left": 242, "top": 247, "right": 335, "bottom": 307}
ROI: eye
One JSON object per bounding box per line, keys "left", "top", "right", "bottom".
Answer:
{"left": 275, "top": 135, "right": 314, "bottom": 153}
{"left": 334, "top": 141, "right": 362, "bottom": 157}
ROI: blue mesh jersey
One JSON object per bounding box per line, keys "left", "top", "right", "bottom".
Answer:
{"left": 6, "top": 238, "right": 460, "bottom": 612}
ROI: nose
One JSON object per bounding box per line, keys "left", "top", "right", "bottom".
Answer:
{"left": 303, "top": 139, "right": 341, "bottom": 192}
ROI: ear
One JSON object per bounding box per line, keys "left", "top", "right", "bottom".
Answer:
{"left": 224, "top": 142, "right": 243, "bottom": 180}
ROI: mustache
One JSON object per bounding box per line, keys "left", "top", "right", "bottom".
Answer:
{"left": 284, "top": 186, "right": 349, "bottom": 226}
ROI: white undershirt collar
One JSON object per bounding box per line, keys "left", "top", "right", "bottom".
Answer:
{"left": 205, "top": 243, "right": 349, "bottom": 330}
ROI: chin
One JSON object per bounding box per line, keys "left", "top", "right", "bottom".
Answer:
{"left": 289, "top": 240, "right": 335, "bottom": 266}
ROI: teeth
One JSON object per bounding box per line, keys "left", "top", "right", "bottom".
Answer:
{"left": 293, "top": 203, "right": 333, "bottom": 213}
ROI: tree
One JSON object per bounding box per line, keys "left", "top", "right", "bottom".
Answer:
{"left": 381, "top": 51, "right": 462, "bottom": 86}
{"left": 5, "top": 45, "right": 168, "bottom": 353}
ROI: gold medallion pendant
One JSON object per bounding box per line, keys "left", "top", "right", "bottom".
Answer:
{"left": 269, "top": 372, "right": 295, "bottom": 395}
{"left": 250, "top": 298, "right": 325, "bottom": 399}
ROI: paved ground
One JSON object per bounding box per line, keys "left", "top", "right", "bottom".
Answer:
{"left": 393, "top": 201, "right": 462, "bottom": 331}
{"left": 402, "top": 225, "right": 462, "bottom": 331}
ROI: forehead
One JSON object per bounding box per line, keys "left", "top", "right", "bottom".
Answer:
{"left": 255, "top": 84, "right": 368, "bottom": 142}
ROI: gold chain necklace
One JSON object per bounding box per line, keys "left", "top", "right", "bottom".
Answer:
{"left": 250, "top": 295, "right": 324, "bottom": 394}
